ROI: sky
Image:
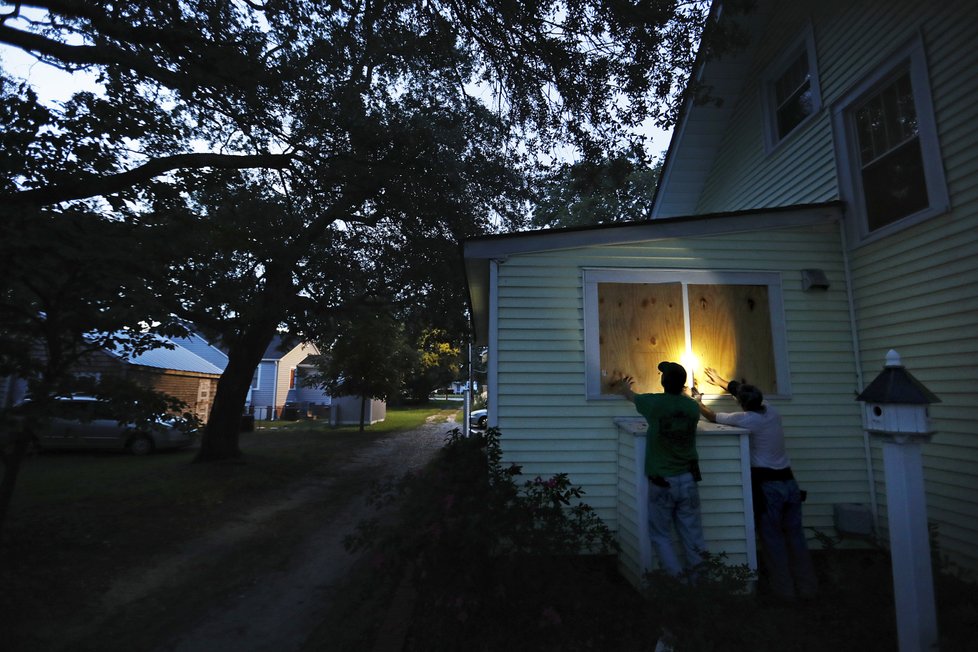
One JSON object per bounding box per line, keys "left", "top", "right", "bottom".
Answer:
{"left": 2, "top": 40, "right": 674, "bottom": 161}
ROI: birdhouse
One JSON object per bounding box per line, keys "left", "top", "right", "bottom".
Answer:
{"left": 856, "top": 350, "right": 940, "bottom": 442}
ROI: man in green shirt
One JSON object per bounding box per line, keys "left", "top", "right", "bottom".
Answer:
{"left": 612, "top": 361, "right": 705, "bottom": 578}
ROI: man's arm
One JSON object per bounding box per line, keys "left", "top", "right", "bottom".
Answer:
{"left": 609, "top": 374, "right": 637, "bottom": 403}
{"left": 691, "top": 385, "right": 717, "bottom": 422}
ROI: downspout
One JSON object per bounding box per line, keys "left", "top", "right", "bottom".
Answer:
{"left": 840, "top": 219, "right": 879, "bottom": 532}
{"left": 488, "top": 259, "right": 500, "bottom": 429}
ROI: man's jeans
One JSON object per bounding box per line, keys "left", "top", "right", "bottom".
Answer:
{"left": 648, "top": 471, "right": 706, "bottom": 577}
{"left": 757, "top": 478, "right": 818, "bottom": 599}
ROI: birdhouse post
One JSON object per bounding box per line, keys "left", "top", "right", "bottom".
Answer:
{"left": 856, "top": 350, "right": 940, "bottom": 652}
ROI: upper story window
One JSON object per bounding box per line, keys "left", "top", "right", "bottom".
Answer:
{"left": 251, "top": 368, "right": 261, "bottom": 390}
{"left": 775, "top": 51, "right": 815, "bottom": 138}
{"left": 584, "top": 269, "right": 790, "bottom": 400}
{"left": 832, "top": 35, "right": 949, "bottom": 243}
{"left": 763, "top": 26, "right": 822, "bottom": 151}
{"left": 853, "top": 70, "right": 927, "bottom": 230}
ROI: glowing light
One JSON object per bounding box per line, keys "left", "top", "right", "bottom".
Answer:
{"left": 680, "top": 351, "right": 700, "bottom": 388}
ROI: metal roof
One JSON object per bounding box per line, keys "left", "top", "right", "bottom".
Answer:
{"left": 106, "top": 334, "right": 224, "bottom": 375}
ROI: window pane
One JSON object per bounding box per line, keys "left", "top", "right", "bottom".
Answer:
{"left": 775, "top": 52, "right": 809, "bottom": 105}
{"left": 774, "top": 51, "right": 813, "bottom": 139}
{"left": 862, "top": 137, "right": 928, "bottom": 230}
{"left": 598, "top": 282, "right": 685, "bottom": 395}
{"left": 855, "top": 69, "right": 918, "bottom": 164}
{"left": 688, "top": 285, "right": 777, "bottom": 394}
{"left": 853, "top": 67, "right": 927, "bottom": 230}
{"left": 777, "top": 82, "right": 813, "bottom": 138}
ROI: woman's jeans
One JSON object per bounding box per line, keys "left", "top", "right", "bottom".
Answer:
{"left": 648, "top": 471, "right": 706, "bottom": 577}
{"left": 756, "top": 478, "right": 818, "bottom": 599}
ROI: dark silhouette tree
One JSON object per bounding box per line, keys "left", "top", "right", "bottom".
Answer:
{"left": 1, "top": 1, "right": 753, "bottom": 464}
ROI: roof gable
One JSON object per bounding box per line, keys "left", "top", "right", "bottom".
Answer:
{"left": 652, "top": 1, "right": 775, "bottom": 217}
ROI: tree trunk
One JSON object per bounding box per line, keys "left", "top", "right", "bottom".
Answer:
{"left": 195, "top": 264, "right": 294, "bottom": 462}
{"left": 195, "top": 344, "right": 265, "bottom": 461}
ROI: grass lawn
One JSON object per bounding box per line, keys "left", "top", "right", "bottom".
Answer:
{"left": 0, "top": 402, "right": 459, "bottom": 651}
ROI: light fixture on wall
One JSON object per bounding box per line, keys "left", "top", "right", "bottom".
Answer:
{"left": 801, "top": 268, "right": 830, "bottom": 291}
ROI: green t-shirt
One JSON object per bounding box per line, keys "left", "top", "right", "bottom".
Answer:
{"left": 633, "top": 392, "right": 700, "bottom": 477}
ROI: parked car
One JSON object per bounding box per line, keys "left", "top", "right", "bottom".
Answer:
{"left": 469, "top": 408, "right": 488, "bottom": 429}
{"left": 24, "top": 395, "right": 196, "bottom": 455}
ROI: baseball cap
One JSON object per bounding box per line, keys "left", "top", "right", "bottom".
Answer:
{"left": 657, "top": 361, "right": 687, "bottom": 393}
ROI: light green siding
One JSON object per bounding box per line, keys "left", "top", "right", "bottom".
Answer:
{"left": 492, "top": 222, "right": 867, "bottom": 556}
{"left": 616, "top": 421, "right": 754, "bottom": 586}
{"left": 678, "top": 0, "right": 978, "bottom": 571}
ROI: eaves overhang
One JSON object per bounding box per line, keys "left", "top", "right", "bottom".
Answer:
{"left": 463, "top": 201, "right": 843, "bottom": 346}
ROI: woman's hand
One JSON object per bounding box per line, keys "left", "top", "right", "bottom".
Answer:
{"left": 704, "top": 367, "right": 727, "bottom": 389}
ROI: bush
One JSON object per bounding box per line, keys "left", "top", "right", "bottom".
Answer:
{"left": 345, "top": 427, "right": 633, "bottom": 651}
{"left": 345, "top": 430, "right": 978, "bottom": 651}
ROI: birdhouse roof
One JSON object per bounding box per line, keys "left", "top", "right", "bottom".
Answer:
{"left": 857, "top": 365, "right": 940, "bottom": 405}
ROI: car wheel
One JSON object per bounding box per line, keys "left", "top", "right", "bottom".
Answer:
{"left": 128, "top": 434, "right": 154, "bottom": 456}
{"left": 478, "top": 416, "right": 488, "bottom": 428}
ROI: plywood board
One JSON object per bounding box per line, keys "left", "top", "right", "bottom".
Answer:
{"left": 688, "top": 284, "right": 777, "bottom": 394}
{"left": 598, "top": 282, "right": 685, "bottom": 394}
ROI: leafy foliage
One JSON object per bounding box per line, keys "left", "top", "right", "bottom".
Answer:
{"left": 531, "top": 147, "right": 664, "bottom": 228}
{"left": 306, "top": 301, "right": 414, "bottom": 410}
{"left": 345, "top": 427, "right": 624, "bottom": 649}
{"left": 400, "top": 329, "right": 462, "bottom": 404}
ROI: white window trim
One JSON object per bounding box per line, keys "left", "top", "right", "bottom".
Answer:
{"left": 831, "top": 33, "right": 949, "bottom": 246}
{"left": 583, "top": 269, "right": 791, "bottom": 400}
{"left": 761, "top": 23, "right": 822, "bottom": 153}
{"left": 251, "top": 367, "right": 261, "bottom": 390}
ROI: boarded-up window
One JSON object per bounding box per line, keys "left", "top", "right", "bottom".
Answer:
{"left": 687, "top": 285, "right": 776, "bottom": 393}
{"left": 598, "top": 283, "right": 685, "bottom": 395}
{"left": 586, "top": 270, "right": 787, "bottom": 398}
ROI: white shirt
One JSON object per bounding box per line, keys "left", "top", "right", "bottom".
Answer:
{"left": 715, "top": 404, "right": 791, "bottom": 469}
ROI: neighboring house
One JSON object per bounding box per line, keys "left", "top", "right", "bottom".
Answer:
{"left": 75, "top": 337, "right": 224, "bottom": 423}
{"left": 171, "top": 331, "right": 386, "bottom": 425}
{"left": 0, "top": 336, "right": 222, "bottom": 422}
{"left": 464, "top": 0, "right": 977, "bottom": 584}
{"left": 233, "top": 335, "right": 333, "bottom": 421}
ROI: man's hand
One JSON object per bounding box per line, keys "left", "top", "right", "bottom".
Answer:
{"left": 609, "top": 373, "right": 636, "bottom": 401}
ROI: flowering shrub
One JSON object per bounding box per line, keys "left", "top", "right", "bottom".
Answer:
{"left": 345, "top": 427, "right": 630, "bottom": 650}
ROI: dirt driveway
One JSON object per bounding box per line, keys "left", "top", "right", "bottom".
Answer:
{"left": 83, "top": 415, "right": 454, "bottom": 652}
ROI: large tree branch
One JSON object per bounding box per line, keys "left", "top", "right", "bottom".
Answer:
{"left": 0, "top": 23, "right": 192, "bottom": 89}
{"left": 9, "top": 152, "right": 294, "bottom": 206}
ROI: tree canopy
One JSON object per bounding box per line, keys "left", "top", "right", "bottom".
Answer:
{"left": 0, "top": 0, "right": 749, "bottom": 462}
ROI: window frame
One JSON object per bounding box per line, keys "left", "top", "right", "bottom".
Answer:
{"left": 761, "top": 24, "right": 822, "bottom": 153}
{"left": 831, "top": 34, "right": 949, "bottom": 245}
{"left": 583, "top": 268, "right": 791, "bottom": 401}
{"left": 251, "top": 368, "right": 261, "bottom": 390}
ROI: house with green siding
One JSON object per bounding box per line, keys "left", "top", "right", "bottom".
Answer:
{"left": 464, "top": 0, "right": 978, "bottom": 585}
